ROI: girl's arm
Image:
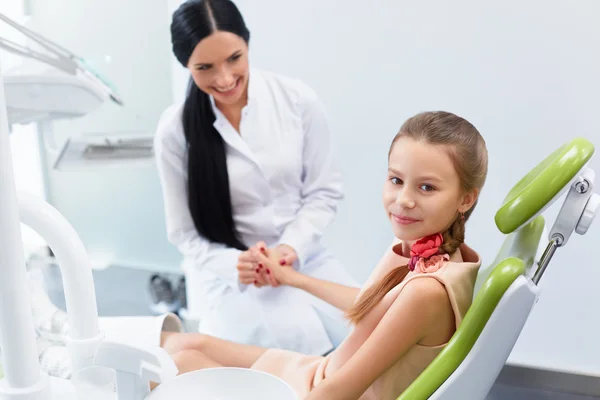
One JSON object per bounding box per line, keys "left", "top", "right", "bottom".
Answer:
{"left": 254, "top": 250, "right": 360, "bottom": 312}
{"left": 305, "top": 278, "right": 453, "bottom": 400}
{"left": 289, "top": 271, "right": 360, "bottom": 312}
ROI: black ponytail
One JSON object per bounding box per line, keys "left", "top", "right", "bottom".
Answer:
{"left": 171, "top": 0, "right": 250, "bottom": 250}
{"left": 182, "top": 80, "right": 246, "bottom": 250}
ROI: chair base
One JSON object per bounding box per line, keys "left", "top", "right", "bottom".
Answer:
{"left": 496, "top": 363, "right": 600, "bottom": 398}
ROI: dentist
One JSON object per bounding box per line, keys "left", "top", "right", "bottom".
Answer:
{"left": 154, "top": 0, "right": 358, "bottom": 355}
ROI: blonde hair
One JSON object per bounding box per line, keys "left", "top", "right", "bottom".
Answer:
{"left": 345, "top": 111, "right": 488, "bottom": 324}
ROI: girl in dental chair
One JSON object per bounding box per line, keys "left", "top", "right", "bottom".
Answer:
{"left": 158, "top": 111, "right": 489, "bottom": 399}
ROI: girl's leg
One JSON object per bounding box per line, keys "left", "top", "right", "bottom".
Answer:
{"left": 171, "top": 350, "right": 222, "bottom": 373}
{"left": 150, "top": 349, "right": 223, "bottom": 390}
{"left": 160, "top": 332, "right": 268, "bottom": 368}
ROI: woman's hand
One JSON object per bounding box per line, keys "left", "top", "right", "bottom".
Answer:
{"left": 237, "top": 242, "right": 298, "bottom": 287}
{"left": 237, "top": 244, "right": 268, "bottom": 287}
{"left": 252, "top": 246, "right": 299, "bottom": 287}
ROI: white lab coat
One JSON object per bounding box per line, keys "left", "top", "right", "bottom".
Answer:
{"left": 154, "top": 68, "right": 358, "bottom": 355}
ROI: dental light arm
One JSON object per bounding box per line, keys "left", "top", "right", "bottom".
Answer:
{"left": 0, "top": 12, "right": 123, "bottom": 106}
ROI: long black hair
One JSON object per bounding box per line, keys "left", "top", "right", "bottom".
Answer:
{"left": 170, "top": 0, "right": 250, "bottom": 250}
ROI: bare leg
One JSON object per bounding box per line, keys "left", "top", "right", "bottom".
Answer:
{"left": 160, "top": 332, "right": 268, "bottom": 368}
{"left": 150, "top": 349, "right": 223, "bottom": 390}
{"left": 170, "top": 350, "right": 222, "bottom": 372}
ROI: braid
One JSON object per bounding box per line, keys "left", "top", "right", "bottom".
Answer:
{"left": 440, "top": 214, "right": 465, "bottom": 255}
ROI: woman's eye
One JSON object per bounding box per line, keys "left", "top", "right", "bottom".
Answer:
{"left": 420, "top": 184, "right": 435, "bottom": 192}
{"left": 391, "top": 177, "right": 402, "bottom": 185}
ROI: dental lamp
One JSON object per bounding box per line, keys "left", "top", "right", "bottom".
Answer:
{"left": 0, "top": 12, "right": 123, "bottom": 122}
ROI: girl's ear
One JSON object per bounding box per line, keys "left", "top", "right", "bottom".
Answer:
{"left": 459, "top": 188, "right": 479, "bottom": 213}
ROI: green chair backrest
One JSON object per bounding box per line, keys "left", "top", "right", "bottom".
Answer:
{"left": 397, "top": 215, "right": 545, "bottom": 400}
{"left": 474, "top": 216, "right": 545, "bottom": 295}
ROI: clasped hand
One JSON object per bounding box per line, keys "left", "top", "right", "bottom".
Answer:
{"left": 236, "top": 241, "right": 297, "bottom": 287}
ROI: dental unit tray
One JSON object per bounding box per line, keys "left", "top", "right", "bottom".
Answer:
{"left": 53, "top": 134, "right": 155, "bottom": 169}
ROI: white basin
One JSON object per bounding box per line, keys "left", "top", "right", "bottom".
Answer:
{"left": 146, "top": 367, "right": 298, "bottom": 400}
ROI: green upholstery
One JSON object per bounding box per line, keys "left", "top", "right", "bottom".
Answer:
{"left": 474, "top": 216, "right": 545, "bottom": 294}
{"left": 495, "top": 137, "right": 594, "bottom": 234}
{"left": 397, "top": 137, "right": 596, "bottom": 399}
{"left": 397, "top": 216, "right": 543, "bottom": 400}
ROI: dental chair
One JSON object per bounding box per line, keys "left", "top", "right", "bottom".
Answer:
{"left": 398, "top": 137, "right": 598, "bottom": 399}
{"left": 146, "top": 137, "right": 598, "bottom": 400}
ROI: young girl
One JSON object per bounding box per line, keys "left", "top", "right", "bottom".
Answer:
{"left": 158, "top": 110, "right": 489, "bottom": 399}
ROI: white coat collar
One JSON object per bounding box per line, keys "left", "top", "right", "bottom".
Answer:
{"left": 208, "top": 68, "right": 261, "bottom": 168}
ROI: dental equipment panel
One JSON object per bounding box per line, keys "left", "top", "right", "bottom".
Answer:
{"left": 0, "top": 11, "right": 180, "bottom": 400}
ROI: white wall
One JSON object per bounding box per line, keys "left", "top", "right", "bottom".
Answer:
{"left": 21, "top": 0, "right": 182, "bottom": 271}
{"left": 168, "top": 0, "right": 600, "bottom": 374}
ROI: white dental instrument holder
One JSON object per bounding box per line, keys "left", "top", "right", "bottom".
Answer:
{"left": 0, "top": 58, "right": 178, "bottom": 400}
{"left": 93, "top": 342, "right": 178, "bottom": 400}
{"left": 17, "top": 191, "right": 105, "bottom": 370}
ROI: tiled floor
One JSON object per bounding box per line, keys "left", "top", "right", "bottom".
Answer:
{"left": 40, "top": 264, "right": 600, "bottom": 400}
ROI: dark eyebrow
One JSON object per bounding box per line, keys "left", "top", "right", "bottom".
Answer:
{"left": 228, "top": 50, "right": 243, "bottom": 58}
{"left": 193, "top": 50, "right": 243, "bottom": 67}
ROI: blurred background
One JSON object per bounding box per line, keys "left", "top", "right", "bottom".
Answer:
{"left": 1, "top": 1, "right": 599, "bottom": 398}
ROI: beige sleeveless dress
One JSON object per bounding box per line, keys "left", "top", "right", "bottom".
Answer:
{"left": 250, "top": 240, "right": 481, "bottom": 399}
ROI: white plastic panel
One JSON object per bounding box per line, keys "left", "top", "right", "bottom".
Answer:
{"left": 431, "top": 276, "right": 540, "bottom": 400}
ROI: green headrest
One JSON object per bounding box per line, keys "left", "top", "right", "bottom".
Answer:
{"left": 474, "top": 215, "right": 545, "bottom": 295}
{"left": 495, "top": 137, "right": 595, "bottom": 234}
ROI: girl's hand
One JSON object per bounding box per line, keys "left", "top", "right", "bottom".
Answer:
{"left": 252, "top": 247, "right": 298, "bottom": 287}
{"left": 237, "top": 242, "right": 298, "bottom": 287}
{"left": 274, "top": 244, "right": 298, "bottom": 267}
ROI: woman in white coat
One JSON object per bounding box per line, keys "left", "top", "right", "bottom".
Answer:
{"left": 154, "top": 0, "right": 358, "bottom": 356}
